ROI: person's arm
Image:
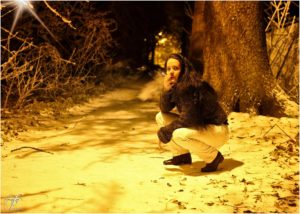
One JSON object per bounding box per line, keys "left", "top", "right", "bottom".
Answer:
{"left": 158, "top": 104, "right": 194, "bottom": 143}
{"left": 158, "top": 87, "right": 196, "bottom": 143}
{"left": 159, "top": 90, "right": 175, "bottom": 113}
{"left": 159, "top": 74, "right": 177, "bottom": 112}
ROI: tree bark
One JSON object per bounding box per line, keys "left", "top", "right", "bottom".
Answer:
{"left": 189, "top": 1, "right": 298, "bottom": 117}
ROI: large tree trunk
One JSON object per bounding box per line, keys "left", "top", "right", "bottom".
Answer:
{"left": 189, "top": 1, "right": 298, "bottom": 117}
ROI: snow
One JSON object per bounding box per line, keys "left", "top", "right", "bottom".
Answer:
{"left": 1, "top": 84, "right": 299, "bottom": 213}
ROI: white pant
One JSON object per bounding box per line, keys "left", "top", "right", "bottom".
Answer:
{"left": 156, "top": 112, "right": 230, "bottom": 163}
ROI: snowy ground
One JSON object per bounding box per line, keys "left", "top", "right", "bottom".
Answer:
{"left": 1, "top": 83, "right": 299, "bottom": 213}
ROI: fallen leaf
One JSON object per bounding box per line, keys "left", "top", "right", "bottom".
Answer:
{"left": 75, "top": 182, "right": 86, "bottom": 186}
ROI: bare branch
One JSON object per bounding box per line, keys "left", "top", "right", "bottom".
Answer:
{"left": 43, "top": 0, "right": 76, "bottom": 30}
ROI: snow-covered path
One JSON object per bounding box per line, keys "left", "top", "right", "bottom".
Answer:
{"left": 1, "top": 84, "right": 298, "bottom": 213}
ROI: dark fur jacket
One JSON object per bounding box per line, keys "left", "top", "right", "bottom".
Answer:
{"left": 157, "top": 80, "right": 228, "bottom": 144}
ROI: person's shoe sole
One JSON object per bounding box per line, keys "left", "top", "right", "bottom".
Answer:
{"left": 201, "top": 152, "right": 224, "bottom": 172}
{"left": 163, "top": 153, "right": 192, "bottom": 165}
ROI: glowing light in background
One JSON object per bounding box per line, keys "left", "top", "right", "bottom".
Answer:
{"left": 154, "top": 31, "right": 181, "bottom": 67}
{"left": 15, "top": 0, "right": 32, "bottom": 8}
{"left": 2, "top": 0, "right": 57, "bottom": 42}
{"left": 157, "top": 38, "right": 167, "bottom": 45}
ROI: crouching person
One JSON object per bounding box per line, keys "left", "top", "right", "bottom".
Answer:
{"left": 156, "top": 53, "right": 229, "bottom": 172}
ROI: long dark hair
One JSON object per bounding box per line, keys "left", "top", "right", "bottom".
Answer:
{"left": 165, "top": 53, "right": 202, "bottom": 90}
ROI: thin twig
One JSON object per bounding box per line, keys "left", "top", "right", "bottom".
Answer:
{"left": 265, "top": 4, "right": 277, "bottom": 31}
{"left": 43, "top": 0, "right": 76, "bottom": 30}
{"left": 288, "top": 16, "right": 296, "bottom": 34}
{"left": 263, "top": 123, "right": 296, "bottom": 142}
{"left": 276, "top": 37, "right": 296, "bottom": 79}
{"left": 263, "top": 124, "right": 276, "bottom": 138}
{"left": 274, "top": 124, "right": 296, "bottom": 142}
{"left": 1, "top": 7, "right": 17, "bottom": 18}
{"left": 281, "top": 1, "right": 290, "bottom": 28}
{"left": 11, "top": 146, "right": 54, "bottom": 154}
{"left": 1, "top": 27, "right": 38, "bottom": 48}
{"left": 184, "top": 2, "right": 194, "bottom": 19}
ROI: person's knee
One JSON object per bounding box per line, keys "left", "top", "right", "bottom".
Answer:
{"left": 173, "top": 129, "right": 188, "bottom": 142}
{"left": 155, "top": 112, "right": 163, "bottom": 126}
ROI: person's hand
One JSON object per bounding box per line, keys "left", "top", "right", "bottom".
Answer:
{"left": 157, "top": 127, "right": 172, "bottom": 144}
{"left": 163, "top": 75, "right": 176, "bottom": 91}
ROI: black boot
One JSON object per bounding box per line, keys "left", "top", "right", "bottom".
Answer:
{"left": 201, "top": 152, "right": 224, "bottom": 172}
{"left": 163, "top": 153, "right": 192, "bottom": 165}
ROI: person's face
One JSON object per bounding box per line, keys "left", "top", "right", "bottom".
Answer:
{"left": 166, "top": 58, "right": 181, "bottom": 83}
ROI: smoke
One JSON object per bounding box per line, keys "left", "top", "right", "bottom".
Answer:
{"left": 138, "top": 73, "right": 164, "bottom": 101}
